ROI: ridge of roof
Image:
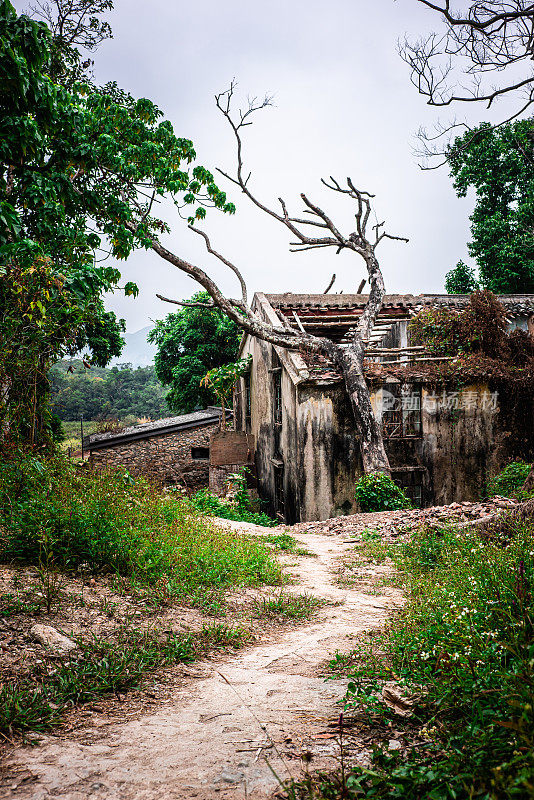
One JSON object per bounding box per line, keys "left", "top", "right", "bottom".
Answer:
{"left": 265, "top": 292, "right": 534, "bottom": 310}
{"left": 86, "top": 408, "right": 223, "bottom": 449}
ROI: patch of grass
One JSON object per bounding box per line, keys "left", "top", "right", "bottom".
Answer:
{"left": 286, "top": 518, "right": 534, "bottom": 799}
{"left": 252, "top": 591, "right": 323, "bottom": 620}
{"left": 0, "top": 622, "right": 251, "bottom": 736}
{"left": 0, "top": 589, "right": 42, "bottom": 617}
{"left": 488, "top": 460, "right": 533, "bottom": 500}
{"left": 262, "top": 533, "right": 315, "bottom": 557}
{"left": 0, "top": 453, "right": 283, "bottom": 609}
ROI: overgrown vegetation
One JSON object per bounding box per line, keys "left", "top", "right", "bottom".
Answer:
{"left": 262, "top": 533, "right": 315, "bottom": 557}
{"left": 188, "top": 470, "right": 276, "bottom": 527}
{"left": 252, "top": 592, "right": 323, "bottom": 621}
{"left": 0, "top": 453, "right": 282, "bottom": 609}
{"left": 0, "top": 622, "right": 250, "bottom": 736}
{"left": 287, "top": 516, "right": 534, "bottom": 799}
{"left": 354, "top": 473, "right": 411, "bottom": 512}
{"left": 489, "top": 461, "right": 533, "bottom": 501}
{"left": 409, "top": 290, "right": 534, "bottom": 361}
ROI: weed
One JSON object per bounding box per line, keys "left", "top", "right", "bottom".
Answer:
{"left": 0, "top": 589, "right": 42, "bottom": 617}
{"left": 36, "top": 531, "right": 63, "bottom": 614}
{"left": 0, "top": 622, "right": 252, "bottom": 736}
{"left": 286, "top": 519, "right": 534, "bottom": 799}
{"left": 252, "top": 592, "right": 323, "bottom": 620}
{"left": 0, "top": 453, "right": 283, "bottom": 608}
{"left": 488, "top": 460, "right": 533, "bottom": 500}
{"left": 262, "top": 533, "right": 315, "bottom": 557}
{"left": 188, "top": 487, "right": 276, "bottom": 527}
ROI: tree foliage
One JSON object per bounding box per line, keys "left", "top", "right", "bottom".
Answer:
{"left": 448, "top": 120, "right": 534, "bottom": 294}
{"left": 445, "top": 260, "right": 479, "bottom": 294}
{"left": 0, "top": 0, "right": 233, "bottom": 444}
{"left": 148, "top": 293, "right": 240, "bottom": 413}
{"left": 200, "top": 356, "right": 251, "bottom": 427}
{"left": 50, "top": 361, "right": 168, "bottom": 421}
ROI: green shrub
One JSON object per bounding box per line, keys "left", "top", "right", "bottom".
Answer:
{"left": 488, "top": 460, "right": 532, "bottom": 499}
{"left": 188, "top": 469, "right": 276, "bottom": 527}
{"left": 0, "top": 452, "right": 282, "bottom": 606}
{"left": 354, "top": 473, "right": 411, "bottom": 512}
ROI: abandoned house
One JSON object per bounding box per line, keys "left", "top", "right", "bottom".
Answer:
{"left": 85, "top": 407, "right": 225, "bottom": 489}
{"left": 234, "top": 293, "right": 534, "bottom": 523}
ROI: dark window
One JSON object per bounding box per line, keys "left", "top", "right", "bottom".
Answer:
{"left": 393, "top": 470, "right": 423, "bottom": 508}
{"left": 191, "top": 446, "right": 209, "bottom": 461}
{"left": 382, "top": 383, "right": 422, "bottom": 439}
{"left": 273, "top": 465, "right": 285, "bottom": 519}
{"left": 244, "top": 372, "right": 252, "bottom": 433}
{"left": 273, "top": 369, "right": 282, "bottom": 427}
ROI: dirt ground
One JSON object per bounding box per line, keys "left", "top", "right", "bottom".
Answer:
{"left": 1, "top": 519, "right": 403, "bottom": 800}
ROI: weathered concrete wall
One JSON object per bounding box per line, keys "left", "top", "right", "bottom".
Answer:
{"left": 296, "top": 384, "right": 362, "bottom": 521}
{"left": 371, "top": 382, "right": 523, "bottom": 505}
{"left": 237, "top": 334, "right": 302, "bottom": 522}
{"left": 89, "top": 423, "right": 218, "bottom": 489}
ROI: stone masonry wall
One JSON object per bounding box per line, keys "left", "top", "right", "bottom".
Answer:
{"left": 89, "top": 423, "right": 219, "bottom": 490}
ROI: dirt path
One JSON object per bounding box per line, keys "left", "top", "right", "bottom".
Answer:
{"left": 3, "top": 523, "right": 403, "bottom": 800}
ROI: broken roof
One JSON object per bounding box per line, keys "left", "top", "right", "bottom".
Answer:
{"left": 259, "top": 292, "right": 534, "bottom": 383}
{"left": 85, "top": 407, "right": 224, "bottom": 451}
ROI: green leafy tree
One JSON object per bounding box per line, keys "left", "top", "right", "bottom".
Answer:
{"left": 148, "top": 293, "right": 240, "bottom": 413}
{"left": 0, "top": 1, "right": 233, "bottom": 443}
{"left": 448, "top": 121, "right": 534, "bottom": 294}
{"left": 445, "top": 260, "right": 479, "bottom": 294}
{"left": 200, "top": 356, "right": 251, "bottom": 428}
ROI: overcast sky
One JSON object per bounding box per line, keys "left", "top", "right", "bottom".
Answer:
{"left": 20, "top": 0, "right": 512, "bottom": 333}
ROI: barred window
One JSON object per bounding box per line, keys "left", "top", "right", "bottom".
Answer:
{"left": 382, "top": 383, "right": 422, "bottom": 439}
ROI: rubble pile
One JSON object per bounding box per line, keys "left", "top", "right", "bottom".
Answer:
{"left": 290, "top": 496, "right": 520, "bottom": 538}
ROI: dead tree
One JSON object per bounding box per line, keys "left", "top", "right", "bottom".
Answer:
{"left": 137, "top": 86, "right": 408, "bottom": 475}
{"left": 400, "top": 1, "right": 534, "bottom": 164}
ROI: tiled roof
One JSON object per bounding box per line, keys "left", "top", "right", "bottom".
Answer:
{"left": 85, "top": 408, "right": 224, "bottom": 450}
{"left": 267, "top": 293, "right": 534, "bottom": 313}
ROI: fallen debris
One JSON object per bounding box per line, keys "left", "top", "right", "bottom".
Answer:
{"left": 381, "top": 681, "right": 415, "bottom": 717}
{"left": 290, "top": 496, "right": 520, "bottom": 539}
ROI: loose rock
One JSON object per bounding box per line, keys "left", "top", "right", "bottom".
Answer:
{"left": 30, "top": 624, "right": 77, "bottom": 654}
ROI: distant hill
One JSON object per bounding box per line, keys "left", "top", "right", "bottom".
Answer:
{"left": 110, "top": 325, "right": 157, "bottom": 368}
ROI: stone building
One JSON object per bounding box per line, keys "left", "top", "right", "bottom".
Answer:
{"left": 85, "top": 407, "right": 224, "bottom": 489}
{"left": 234, "top": 292, "right": 534, "bottom": 523}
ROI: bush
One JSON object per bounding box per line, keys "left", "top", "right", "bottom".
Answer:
{"left": 0, "top": 452, "right": 282, "bottom": 606}
{"left": 409, "top": 289, "right": 512, "bottom": 358}
{"left": 188, "top": 469, "right": 276, "bottom": 527}
{"left": 354, "top": 473, "right": 411, "bottom": 512}
{"left": 488, "top": 460, "right": 532, "bottom": 499}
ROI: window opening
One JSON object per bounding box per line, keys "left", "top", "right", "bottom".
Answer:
{"left": 273, "top": 465, "right": 285, "bottom": 519}
{"left": 191, "top": 446, "right": 210, "bottom": 461}
{"left": 382, "top": 383, "right": 422, "bottom": 439}
{"left": 244, "top": 371, "right": 252, "bottom": 432}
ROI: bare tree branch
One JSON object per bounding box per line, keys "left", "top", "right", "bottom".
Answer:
{"left": 324, "top": 274, "right": 336, "bottom": 293}
{"left": 401, "top": 1, "right": 534, "bottom": 164}
{"left": 188, "top": 224, "right": 248, "bottom": 308}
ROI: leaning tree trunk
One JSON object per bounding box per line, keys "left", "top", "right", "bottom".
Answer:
{"left": 331, "top": 342, "right": 390, "bottom": 476}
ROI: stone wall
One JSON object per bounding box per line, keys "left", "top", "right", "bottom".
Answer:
{"left": 89, "top": 422, "right": 219, "bottom": 490}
